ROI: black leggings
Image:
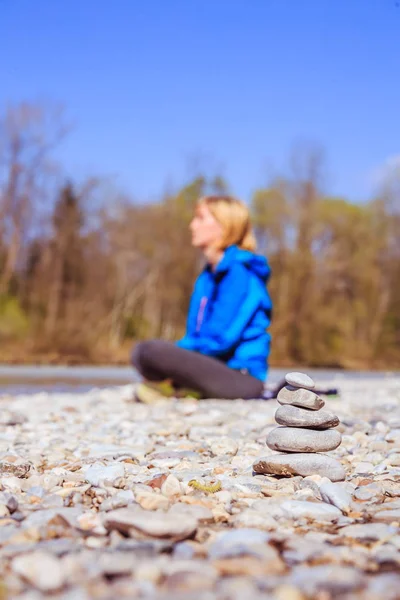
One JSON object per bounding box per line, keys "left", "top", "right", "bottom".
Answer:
{"left": 132, "top": 340, "right": 264, "bottom": 400}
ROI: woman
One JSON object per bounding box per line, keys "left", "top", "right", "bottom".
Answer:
{"left": 132, "top": 195, "right": 272, "bottom": 402}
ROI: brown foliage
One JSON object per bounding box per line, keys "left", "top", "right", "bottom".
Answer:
{"left": 0, "top": 103, "right": 399, "bottom": 368}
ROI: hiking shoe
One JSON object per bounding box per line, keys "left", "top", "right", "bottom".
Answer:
{"left": 134, "top": 382, "right": 173, "bottom": 404}
{"left": 324, "top": 388, "right": 340, "bottom": 397}
{"left": 175, "top": 387, "right": 202, "bottom": 400}
{"left": 133, "top": 378, "right": 203, "bottom": 403}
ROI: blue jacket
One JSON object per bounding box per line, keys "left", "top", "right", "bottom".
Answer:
{"left": 176, "top": 245, "right": 272, "bottom": 381}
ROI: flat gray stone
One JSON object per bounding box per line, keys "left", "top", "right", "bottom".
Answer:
{"left": 373, "top": 547, "right": 400, "bottom": 570}
{"left": 282, "top": 539, "right": 331, "bottom": 565}
{"left": 168, "top": 502, "right": 214, "bottom": 523}
{"left": 103, "top": 506, "right": 198, "bottom": 541}
{"left": 277, "top": 386, "right": 324, "bottom": 410}
{"left": 232, "top": 508, "right": 279, "bottom": 530}
{"left": 114, "top": 538, "right": 173, "bottom": 555}
{"left": 386, "top": 429, "right": 400, "bottom": 443}
{"left": 338, "top": 523, "right": 397, "bottom": 540}
{"left": 368, "top": 574, "right": 400, "bottom": 600}
{"left": 285, "top": 372, "right": 315, "bottom": 389}
{"left": 12, "top": 551, "right": 66, "bottom": 592}
{"left": 83, "top": 462, "right": 125, "bottom": 487}
{"left": 382, "top": 481, "right": 400, "bottom": 497}
{"left": 100, "top": 490, "right": 135, "bottom": 512}
{"left": 22, "top": 507, "right": 83, "bottom": 529}
{"left": 354, "top": 461, "right": 374, "bottom": 474}
{"left": 290, "top": 564, "right": 365, "bottom": 595}
{"left": 319, "top": 480, "right": 352, "bottom": 513}
{"left": 266, "top": 426, "right": 342, "bottom": 453}
{"left": 208, "top": 528, "right": 271, "bottom": 559}
{"left": 372, "top": 509, "right": 400, "bottom": 523}
{"left": 253, "top": 453, "right": 346, "bottom": 481}
{"left": 281, "top": 500, "right": 342, "bottom": 521}
{"left": 353, "top": 485, "right": 380, "bottom": 501}
{"left": 275, "top": 405, "right": 339, "bottom": 429}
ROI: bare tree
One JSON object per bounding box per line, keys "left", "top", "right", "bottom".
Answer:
{"left": 0, "top": 102, "right": 68, "bottom": 294}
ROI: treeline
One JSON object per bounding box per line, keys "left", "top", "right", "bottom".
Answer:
{"left": 0, "top": 102, "right": 399, "bottom": 368}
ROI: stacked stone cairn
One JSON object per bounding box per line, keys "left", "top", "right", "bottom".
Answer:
{"left": 254, "top": 372, "right": 345, "bottom": 481}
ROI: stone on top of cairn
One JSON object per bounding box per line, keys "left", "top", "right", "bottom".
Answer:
{"left": 285, "top": 372, "right": 315, "bottom": 389}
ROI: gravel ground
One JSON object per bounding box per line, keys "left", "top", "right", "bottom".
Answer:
{"left": 0, "top": 375, "right": 399, "bottom": 599}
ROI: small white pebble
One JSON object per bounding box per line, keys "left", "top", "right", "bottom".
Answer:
{"left": 285, "top": 372, "right": 315, "bottom": 389}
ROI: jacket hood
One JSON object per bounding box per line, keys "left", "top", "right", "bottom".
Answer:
{"left": 215, "top": 245, "right": 271, "bottom": 283}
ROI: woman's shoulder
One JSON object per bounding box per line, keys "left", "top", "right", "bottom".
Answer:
{"left": 219, "top": 246, "right": 270, "bottom": 283}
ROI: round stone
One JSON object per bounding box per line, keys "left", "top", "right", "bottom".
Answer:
{"left": 277, "top": 386, "right": 324, "bottom": 410}
{"left": 253, "top": 453, "right": 346, "bottom": 481}
{"left": 275, "top": 405, "right": 339, "bottom": 429}
{"left": 285, "top": 372, "right": 315, "bottom": 389}
{"left": 266, "top": 427, "right": 342, "bottom": 453}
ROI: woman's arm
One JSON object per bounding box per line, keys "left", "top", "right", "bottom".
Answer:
{"left": 176, "top": 274, "right": 204, "bottom": 351}
{"left": 191, "top": 264, "right": 263, "bottom": 357}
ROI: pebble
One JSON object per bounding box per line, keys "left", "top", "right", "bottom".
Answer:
{"left": 290, "top": 564, "right": 365, "bottom": 595}
{"left": 208, "top": 529, "right": 270, "bottom": 559}
{"left": 365, "top": 574, "right": 400, "bottom": 600}
{"left": 1, "top": 476, "right": 23, "bottom": 493}
{"left": 338, "top": 523, "right": 397, "bottom": 540}
{"left": 277, "top": 386, "right": 324, "bottom": 410}
{"left": 161, "top": 474, "right": 182, "bottom": 497}
{"left": 4, "top": 493, "right": 19, "bottom": 514}
{"left": 372, "top": 509, "right": 400, "bottom": 523}
{"left": 382, "top": 481, "right": 400, "bottom": 497}
{"left": 104, "top": 506, "right": 199, "bottom": 540}
{"left": 353, "top": 461, "right": 374, "bottom": 474}
{"left": 210, "top": 438, "right": 239, "bottom": 457}
{"left": 353, "top": 485, "right": 379, "bottom": 501}
{"left": 12, "top": 551, "right": 66, "bottom": 592}
{"left": 318, "top": 479, "right": 353, "bottom": 514}
{"left": 275, "top": 404, "right": 339, "bottom": 429}
{"left": 285, "top": 372, "right": 315, "bottom": 389}
{"left": 83, "top": 462, "right": 125, "bottom": 487}
{"left": 281, "top": 500, "right": 342, "bottom": 521}
{"left": 266, "top": 427, "right": 342, "bottom": 453}
{"left": 129, "top": 488, "right": 169, "bottom": 511}
{"left": 253, "top": 453, "right": 346, "bottom": 481}
{"left": 386, "top": 429, "right": 400, "bottom": 443}
{"left": 387, "top": 454, "right": 400, "bottom": 466}
{"left": 274, "top": 585, "right": 306, "bottom": 600}
{"left": 213, "top": 553, "right": 285, "bottom": 576}
{"left": 169, "top": 502, "right": 214, "bottom": 523}
{"left": 0, "top": 461, "right": 31, "bottom": 477}
{"left": 233, "top": 508, "right": 278, "bottom": 530}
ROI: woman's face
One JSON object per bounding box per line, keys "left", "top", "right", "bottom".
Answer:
{"left": 190, "top": 203, "right": 224, "bottom": 249}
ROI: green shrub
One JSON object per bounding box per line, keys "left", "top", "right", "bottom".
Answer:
{"left": 0, "top": 295, "right": 29, "bottom": 339}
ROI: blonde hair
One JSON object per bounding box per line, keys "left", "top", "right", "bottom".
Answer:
{"left": 199, "top": 195, "right": 257, "bottom": 252}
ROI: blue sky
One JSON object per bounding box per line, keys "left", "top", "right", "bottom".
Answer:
{"left": 1, "top": 0, "right": 399, "bottom": 203}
